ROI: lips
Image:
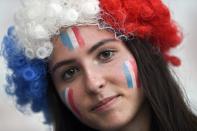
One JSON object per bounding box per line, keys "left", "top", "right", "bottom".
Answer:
{"left": 91, "top": 95, "right": 120, "bottom": 111}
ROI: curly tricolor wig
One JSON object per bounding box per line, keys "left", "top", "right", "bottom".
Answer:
{"left": 1, "top": 0, "right": 182, "bottom": 124}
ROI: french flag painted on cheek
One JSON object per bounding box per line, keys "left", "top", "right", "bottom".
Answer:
{"left": 60, "top": 26, "right": 85, "bottom": 50}
{"left": 122, "top": 59, "right": 139, "bottom": 88}
{"left": 59, "top": 88, "right": 82, "bottom": 118}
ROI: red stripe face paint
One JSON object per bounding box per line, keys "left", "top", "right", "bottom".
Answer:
{"left": 59, "top": 88, "right": 81, "bottom": 118}
{"left": 60, "top": 26, "right": 85, "bottom": 50}
{"left": 67, "top": 88, "right": 82, "bottom": 117}
{"left": 71, "top": 26, "right": 85, "bottom": 47}
{"left": 129, "top": 59, "right": 140, "bottom": 88}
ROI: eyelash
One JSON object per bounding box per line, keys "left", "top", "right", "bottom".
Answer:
{"left": 61, "top": 66, "right": 80, "bottom": 82}
{"left": 61, "top": 49, "right": 117, "bottom": 82}
{"left": 97, "top": 49, "right": 117, "bottom": 62}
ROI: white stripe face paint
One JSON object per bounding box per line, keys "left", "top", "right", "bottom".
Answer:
{"left": 66, "top": 28, "right": 80, "bottom": 49}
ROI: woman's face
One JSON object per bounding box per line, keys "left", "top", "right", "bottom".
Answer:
{"left": 49, "top": 25, "right": 146, "bottom": 130}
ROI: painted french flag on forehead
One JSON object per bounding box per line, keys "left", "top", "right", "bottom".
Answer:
{"left": 122, "top": 59, "right": 138, "bottom": 88}
{"left": 59, "top": 88, "right": 81, "bottom": 118}
{"left": 60, "top": 26, "right": 85, "bottom": 50}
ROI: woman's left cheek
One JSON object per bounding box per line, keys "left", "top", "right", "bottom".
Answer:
{"left": 122, "top": 58, "right": 139, "bottom": 88}
{"left": 59, "top": 87, "right": 82, "bottom": 118}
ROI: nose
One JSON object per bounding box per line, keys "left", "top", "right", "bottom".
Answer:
{"left": 84, "top": 64, "right": 106, "bottom": 94}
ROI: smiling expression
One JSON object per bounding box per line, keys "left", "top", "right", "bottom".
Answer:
{"left": 49, "top": 25, "right": 145, "bottom": 130}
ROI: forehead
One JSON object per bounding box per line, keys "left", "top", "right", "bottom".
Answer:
{"left": 76, "top": 25, "right": 115, "bottom": 44}
{"left": 50, "top": 25, "right": 116, "bottom": 62}
{"left": 58, "top": 25, "right": 115, "bottom": 47}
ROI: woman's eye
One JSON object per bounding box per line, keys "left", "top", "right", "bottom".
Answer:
{"left": 61, "top": 67, "right": 80, "bottom": 81}
{"left": 98, "top": 49, "right": 116, "bottom": 61}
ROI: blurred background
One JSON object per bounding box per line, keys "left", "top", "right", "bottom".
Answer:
{"left": 0, "top": 0, "right": 197, "bottom": 131}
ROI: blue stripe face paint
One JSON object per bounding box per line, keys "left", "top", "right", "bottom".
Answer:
{"left": 123, "top": 63, "right": 133, "bottom": 88}
{"left": 60, "top": 31, "right": 74, "bottom": 50}
{"left": 59, "top": 88, "right": 67, "bottom": 104}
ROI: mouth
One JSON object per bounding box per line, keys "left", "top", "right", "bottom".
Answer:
{"left": 91, "top": 94, "right": 121, "bottom": 112}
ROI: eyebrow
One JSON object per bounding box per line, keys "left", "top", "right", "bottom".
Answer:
{"left": 51, "top": 38, "right": 117, "bottom": 73}
{"left": 87, "top": 38, "right": 117, "bottom": 54}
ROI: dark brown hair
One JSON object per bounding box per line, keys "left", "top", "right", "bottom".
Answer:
{"left": 47, "top": 37, "right": 197, "bottom": 131}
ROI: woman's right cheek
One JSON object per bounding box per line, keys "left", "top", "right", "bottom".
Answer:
{"left": 59, "top": 87, "right": 82, "bottom": 118}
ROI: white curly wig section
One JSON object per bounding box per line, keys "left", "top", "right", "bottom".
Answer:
{"left": 14, "top": 0, "right": 100, "bottom": 59}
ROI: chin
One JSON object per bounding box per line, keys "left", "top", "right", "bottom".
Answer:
{"left": 88, "top": 112, "right": 133, "bottom": 131}
{"left": 97, "top": 120, "right": 130, "bottom": 131}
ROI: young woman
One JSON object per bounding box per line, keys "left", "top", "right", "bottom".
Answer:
{"left": 2, "top": 0, "right": 197, "bottom": 131}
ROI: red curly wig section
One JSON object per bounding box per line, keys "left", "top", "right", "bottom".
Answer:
{"left": 99, "top": 0, "right": 182, "bottom": 66}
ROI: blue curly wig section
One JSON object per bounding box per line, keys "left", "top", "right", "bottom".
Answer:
{"left": 1, "top": 26, "right": 52, "bottom": 124}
